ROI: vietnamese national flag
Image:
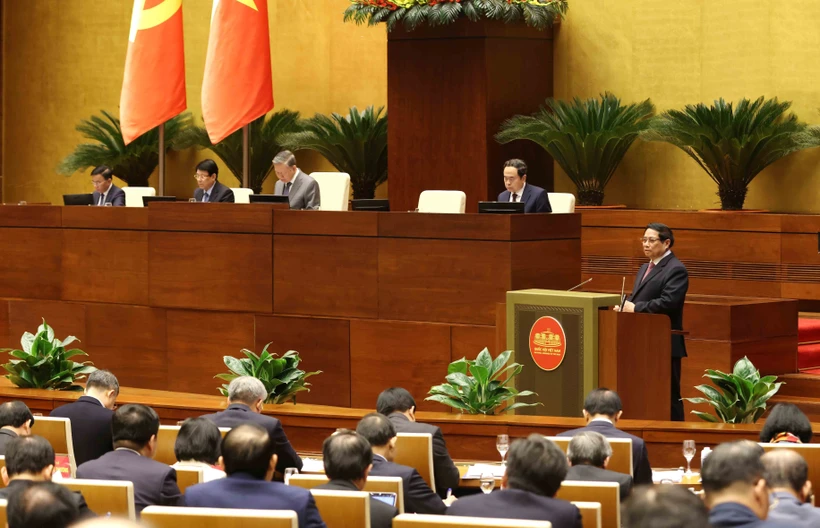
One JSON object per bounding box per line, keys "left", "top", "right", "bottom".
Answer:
{"left": 202, "top": 0, "right": 274, "bottom": 144}
{"left": 120, "top": 0, "right": 187, "bottom": 145}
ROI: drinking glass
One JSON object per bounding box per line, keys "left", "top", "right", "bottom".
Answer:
{"left": 479, "top": 472, "right": 495, "bottom": 494}
{"left": 17, "top": 201, "right": 26, "bottom": 206}
{"left": 104, "top": 202, "right": 112, "bottom": 207}
{"left": 189, "top": 198, "right": 197, "bottom": 203}
{"left": 496, "top": 434, "right": 509, "bottom": 465}
{"left": 284, "top": 467, "right": 299, "bottom": 485}
{"left": 683, "top": 440, "right": 696, "bottom": 475}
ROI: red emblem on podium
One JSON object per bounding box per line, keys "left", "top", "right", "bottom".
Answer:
{"left": 529, "top": 316, "right": 567, "bottom": 371}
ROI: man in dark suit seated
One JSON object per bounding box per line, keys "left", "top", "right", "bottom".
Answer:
{"left": 762, "top": 449, "right": 820, "bottom": 525}
{"left": 356, "top": 413, "right": 454, "bottom": 514}
{"left": 557, "top": 388, "right": 653, "bottom": 485}
{"left": 50, "top": 369, "right": 118, "bottom": 465}
{"left": 622, "top": 485, "right": 710, "bottom": 528}
{"left": 76, "top": 404, "right": 181, "bottom": 513}
{"left": 497, "top": 159, "right": 551, "bottom": 213}
{"left": 90, "top": 165, "right": 125, "bottom": 206}
{"left": 315, "top": 430, "right": 398, "bottom": 528}
{"left": 200, "top": 376, "right": 302, "bottom": 473}
{"left": 565, "top": 431, "right": 632, "bottom": 501}
{"left": 273, "top": 150, "right": 321, "bottom": 210}
{"left": 0, "top": 401, "right": 34, "bottom": 455}
{"left": 7, "top": 481, "right": 81, "bottom": 528}
{"left": 376, "top": 387, "right": 460, "bottom": 498}
{"left": 447, "top": 434, "right": 582, "bottom": 528}
{"left": 184, "top": 423, "right": 326, "bottom": 528}
{"left": 0, "top": 435, "right": 93, "bottom": 518}
{"left": 193, "top": 159, "right": 235, "bottom": 203}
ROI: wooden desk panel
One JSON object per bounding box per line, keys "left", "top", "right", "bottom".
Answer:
{"left": 147, "top": 202, "right": 276, "bottom": 234}
{"left": 61, "top": 207, "right": 148, "bottom": 230}
{"left": 0, "top": 228, "right": 62, "bottom": 299}
{"left": 0, "top": 205, "right": 61, "bottom": 227}
{"left": 273, "top": 210, "right": 378, "bottom": 236}
{"left": 581, "top": 209, "right": 784, "bottom": 232}
{"left": 511, "top": 239, "right": 580, "bottom": 291}
{"left": 379, "top": 213, "right": 513, "bottom": 241}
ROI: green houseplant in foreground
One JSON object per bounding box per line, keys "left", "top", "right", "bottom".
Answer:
{"left": 1, "top": 320, "right": 96, "bottom": 390}
{"left": 216, "top": 344, "right": 321, "bottom": 405}
{"left": 684, "top": 356, "right": 782, "bottom": 424}
{"left": 426, "top": 348, "right": 541, "bottom": 415}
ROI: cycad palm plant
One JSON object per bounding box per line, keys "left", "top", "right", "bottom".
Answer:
{"left": 279, "top": 106, "right": 387, "bottom": 199}
{"left": 58, "top": 110, "right": 192, "bottom": 186}
{"left": 175, "top": 110, "right": 303, "bottom": 193}
{"left": 641, "top": 97, "right": 820, "bottom": 210}
{"left": 496, "top": 93, "right": 655, "bottom": 206}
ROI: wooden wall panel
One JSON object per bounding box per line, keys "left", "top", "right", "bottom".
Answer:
{"left": 510, "top": 239, "right": 580, "bottom": 291}
{"left": 0, "top": 205, "right": 61, "bottom": 227}
{"left": 0, "top": 228, "right": 61, "bottom": 299}
{"left": 0, "top": 300, "right": 10, "bottom": 349}
{"left": 450, "top": 324, "right": 497, "bottom": 363}
{"left": 7, "top": 300, "right": 86, "bottom": 344}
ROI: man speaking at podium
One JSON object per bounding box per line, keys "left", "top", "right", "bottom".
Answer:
{"left": 616, "top": 223, "right": 689, "bottom": 421}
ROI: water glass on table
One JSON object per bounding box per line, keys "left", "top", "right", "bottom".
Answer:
{"left": 479, "top": 472, "right": 495, "bottom": 494}
{"left": 496, "top": 434, "right": 509, "bottom": 465}
{"left": 683, "top": 440, "right": 696, "bottom": 475}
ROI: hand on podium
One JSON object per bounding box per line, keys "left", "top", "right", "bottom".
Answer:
{"left": 613, "top": 301, "right": 635, "bottom": 313}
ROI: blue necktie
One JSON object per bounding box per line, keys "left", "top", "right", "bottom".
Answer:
{"left": 203, "top": 192, "right": 210, "bottom": 203}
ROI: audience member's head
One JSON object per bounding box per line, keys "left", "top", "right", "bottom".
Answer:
{"left": 582, "top": 388, "right": 623, "bottom": 422}
{"left": 622, "top": 485, "right": 711, "bottom": 528}
{"left": 174, "top": 417, "right": 222, "bottom": 466}
{"left": 376, "top": 387, "right": 416, "bottom": 419}
{"left": 1, "top": 435, "right": 55, "bottom": 485}
{"left": 273, "top": 150, "right": 298, "bottom": 183}
{"left": 84, "top": 369, "right": 119, "bottom": 410}
{"left": 503, "top": 159, "right": 528, "bottom": 195}
{"left": 322, "top": 429, "right": 373, "bottom": 489}
{"left": 567, "top": 431, "right": 612, "bottom": 469}
{"left": 7, "top": 481, "right": 80, "bottom": 528}
{"left": 226, "top": 376, "right": 267, "bottom": 413}
{"left": 356, "top": 413, "right": 397, "bottom": 460}
{"left": 112, "top": 404, "right": 160, "bottom": 456}
{"left": 0, "top": 401, "right": 34, "bottom": 437}
{"left": 90, "top": 165, "right": 114, "bottom": 194}
{"left": 504, "top": 434, "right": 568, "bottom": 498}
{"left": 701, "top": 441, "right": 768, "bottom": 519}
{"left": 762, "top": 449, "right": 812, "bottom": 502}
{"left": 221, "top": 423, "right": 277, "bottom": 481}
{"left": 759, "top": 403, "right": 812, "bottom": 444}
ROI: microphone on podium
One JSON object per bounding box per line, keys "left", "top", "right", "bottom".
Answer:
{"left": 567, "top": 277, "right": 593, "bottom": 292}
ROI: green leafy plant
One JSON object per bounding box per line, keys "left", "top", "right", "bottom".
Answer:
{"left": 0, "top": 320, "right": 96, "bottom": 391}
{"left": 57, "top": 110, "right": 193, "bottom": 187}
{"left": 496, "top": 93, "right": 655, "bottom": 206}
{"left": 280, "top": 106, "right": 387, "bottom": 199}
{"left": 215, "top": 344, "right": 321, "bottom": 405}
{"left": 175, "top": 110, "right": 303, "bottom": 194}
{"left": 426, "top": 348, "right": 541, "bottom": 415}
{"left": 641, "top": 97, "right": 820, "bottom": 210}
{"left": 683, "top": 356, "right": 783, "bottom": 424}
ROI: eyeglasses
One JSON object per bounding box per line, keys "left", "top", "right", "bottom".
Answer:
{"left": 194, "top": 174, "right": 212, "bottom": 180}
{"left": 503, "top": 177, "right": 518, "bottom": 183}
{"left": 639, "top": 237, "right": 661, "bottom": 244}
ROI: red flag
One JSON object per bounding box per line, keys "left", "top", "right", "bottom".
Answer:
{"left": 202, "top": 0, "right": 274, "bottom": 144}
{"left": 120, "top": 0, "right": 187, "bottom": 145}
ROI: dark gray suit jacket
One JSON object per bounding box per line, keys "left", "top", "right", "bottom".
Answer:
{"left": 767, "top": 491, "right": 820, "bottom": 526}
{"left": 274, "top": 170, "right": 320, "bottom": 210}
{"left": 565, "top": 464, "right": 632, "bottom": 501}
{"left": 92, "top": 184, "right": 125, "bottom": 206}
{"left": 447, "top": 489, "right": 582, "bottom": 528}
{"left": 0, "top": 429, "right": 18, "bottom": 455}
{"left": 315, "top": 479, "right": 397, "bottom": 528}
{"left": 50, "top": 396, "right": 114, "bottom": 465}
{"left": 369, "top": 455, "right": 445, "bottom": 515}
{"left": 194, "top": 180, "right": 235, "bottom": 203}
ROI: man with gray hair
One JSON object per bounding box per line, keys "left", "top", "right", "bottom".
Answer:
{"left": 565, "top": 431, "right": 632, "bottom": 501}
{"left": 273, "top": 150, "right": 321, "bottom": 210}
{"left": 200, "top": 376, "right": 302, "bottom": 473}
{"left": 51, "top": 370, "right": 119, "bottom": 465}
{"left": 762, "top": 449, "right": 820, "bottom": 525}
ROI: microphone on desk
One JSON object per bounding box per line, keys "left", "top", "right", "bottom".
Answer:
{"left": 567, "top": 278, "right": 593, "bottom": 292}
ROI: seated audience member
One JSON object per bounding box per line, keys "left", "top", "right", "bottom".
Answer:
{"left": 557, "top": 388, "right": 652, "bottom": 485}
{"left": 622, "top": 485, "right": 711, "bottom": 528}
{"left": 0, "top": 401, "right": 34, "bottom": 454}
{"left": 184, "top": 423, "right": 326, "bottom": 528}
{"left": 7, "top": 481, "right": 81, "bottom": 528}
{"left": 50, "top": 369, "right": 118, "bottom": 465}
{"left": 762, "top": 449, "right": 820, "bottom": 525}
{"left": 447, "top": 434, "right": 582, "bottom": 527}
{"left": 0, "top": 435, "right": 93, "bottom": 518}
{"left": 356, "top": 412, "right": 453, "bottom": 514}
{"left": 90, "top": 165, "right": 125, "bottom": 206}
{"left": 497, "top": 159, "right": 551, "bottom": 213}
{"left": 193, "top": 159, "right": 235, "bottom": 203}
{"left": 376, "top": 387, "right": 460, "bottom": 498}
{"left": 315, "top": 429, "right": 398, "bottom": 528}
{"left": 171, "top": 417, "right": 226, "bottom": 482}
{"left": 566, "top": 431, "right": 632, "bottom": 501}
{"left": 201, "top": 376, "right": 302, "bottom": 473}
{"left": 702, "top": 441, "right": 790, "bottom": 528}
{"left": 273, "top": 150, "right": 321, "bottom": 210}
{"left": 759, "top": 403, "right": 813, "bottom": 444}
{"left": 76, "top": 404, "right": 181, "bottom": 513}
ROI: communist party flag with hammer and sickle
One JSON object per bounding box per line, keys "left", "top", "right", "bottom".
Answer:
{"left": 120, "top": 0, "right": 187, "bottom": 145}
{"left": 202, "top": 0, "right": 274, "bottom": 144}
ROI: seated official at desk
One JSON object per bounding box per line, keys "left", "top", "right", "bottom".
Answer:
{"left": 497, "top": 159, "right": 551, "bottom": 213}
{"left": 193, "top": 159, "right": 235, "bottom": 203}
{"left": 272, "top": 150, "right": 320, "bottom": 210}
{"left": 91, "top": 165, "right": 125, "bottom": 206}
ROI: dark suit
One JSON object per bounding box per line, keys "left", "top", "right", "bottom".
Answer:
{"left": 497, "top": 183, "right": 551, "bottom": 213}
{"left": 274, "top": 170, "right": 320, "bottom": 210}
{"left": 315, "top": 479, "right": 397, "bottom": 528}
{"left": 200, "top": 403, "right": 302, "bottom": 473}
{"left": 194, "top": 180, "right": 235, "bottom": 203}
{"left": 767, "top": 491, "right": 820, "bottom": 525}
{"left": 50, "top": 396, "right": 114, "bottom": 465}
{"left": 0, "top": 480, "right": 95, "bottom": 518}
{"left": 185, "top": 472, "right": 326, "bottom": 528}
{"left": 557, "top": 420, "right": 652, "bottom": 486}
{"left": 0, "top": 429, "right": 18, "bottom": 455}
{"left": 565, "top": 464, "right": 632, "bottom": 501}
{"left": 92, "top": 184, "right": 125, "bottom": 206}
{"left": 709, "top": 502, "right": 792, "bottom": 528}
{"left": 369, "top": 455, "right": 446, "bottom": 515}
{"left": 627, "top": 251, "right": 689, "bottom": 420}
{"left": 76, "top": 449, "right": 181, "bottom": 513}
{"left": 446, "top": 488, "right": 582, "bottom": 528}
{"left": 387, "top": 413, "right": 460, "bottom": 498}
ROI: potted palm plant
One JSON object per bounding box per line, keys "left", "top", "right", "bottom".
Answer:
{"left": 496, "top": 93, "right": 655, "bottom": 206}
{"left": 641, "top": 97, "right": 820, "bottom": 210}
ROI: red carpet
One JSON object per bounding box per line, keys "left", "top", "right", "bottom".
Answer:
{"left": 798, "top": 319, "right": 820, "bottom": 370}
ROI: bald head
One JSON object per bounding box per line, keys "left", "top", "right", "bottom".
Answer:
{"left": 221, "top": 423, "right": 276, "bottom": 479}
{"left": 762, "top": 449, "right": 810, "bottom": 497}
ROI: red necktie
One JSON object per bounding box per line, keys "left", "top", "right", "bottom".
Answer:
{"left": 641, "top": 262, "right": 655, "bottom": 282}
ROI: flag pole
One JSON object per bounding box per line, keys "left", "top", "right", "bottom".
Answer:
{"left": 158, "top": 122, "right": 166, "bottom": 195}
{"left": 242, "top": 124, "right": 250, "bottom": 188}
